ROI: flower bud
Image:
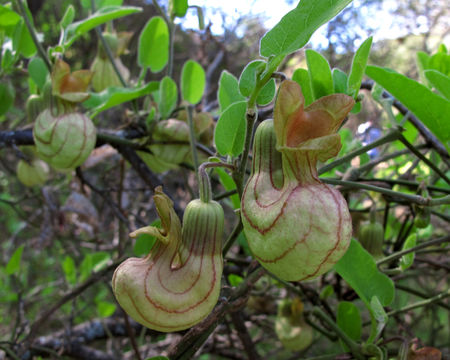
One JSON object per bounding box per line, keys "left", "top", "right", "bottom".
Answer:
{"left": 113, "top": 186, "right": 224, "bottom": 332}
{"left": 275, "top": 298, "right": 313, "bottom": 351}
{"left": 241, "top": 80, "right": 354, "bottom": 281}
{"left": 358, "top": 209, "right": 384, "bottom": 260}
{"left": 16, "top": 158, "right": 49, "bottom": 187}
{"left": 33, "top": 109, "right": 96, "bottom": 170}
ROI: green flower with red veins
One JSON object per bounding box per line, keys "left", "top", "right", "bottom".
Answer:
{"left": 241, "top": 80, "right": 354, "bottom": 281}
{"left": 113, "top": 186, "right": 224, "bottom": 332}
{"left": 33, "top": 60, "right": 96, "bottom": 170}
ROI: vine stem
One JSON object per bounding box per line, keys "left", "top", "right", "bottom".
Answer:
{"left": 14, "top": 0, "right": 52, "bottom": 72}
{"left": 376, "top": 235, "right": 449, "bottom": 266}
{"left": 234, "top": 54, "right": 285, "bottom": 197}
{"left": 387, "top": 289, "right": 450, "bottom": 317}
{"left": 323, "top": 178, "right": 450, "bottom": 206}
{"left": 319, "top": 130, "right": 399, "bottom": 175}
{"left": 198, "top": 161, "right": 235, "bottom": 203}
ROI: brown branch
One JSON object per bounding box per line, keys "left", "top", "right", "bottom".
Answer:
{"left": 230, "top": 311, "right": 261, "bottom": 360}
{"left": 21, "top": 259, "right": 125, "bottom": 351}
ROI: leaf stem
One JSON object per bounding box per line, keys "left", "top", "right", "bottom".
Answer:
{"left": 14, "top": 0, "right": 52, "bottom": 72}
{"left": 312, "top": 307, "right": 364, "bottom": 360}
{"left": 187, "top": 105, "right": 200, "bottom": 173}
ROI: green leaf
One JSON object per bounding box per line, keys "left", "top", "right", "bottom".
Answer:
{"left": 214, "top": 100, "right": 247, "bottom": 157}
{"left": 416, "top": 51, "right": 431, "bottom": 86}
{"left": 334, "top": 239, "right": 395, "bottom": 307}
{"left": 60, "top": 5, "right": 75, "bottom": 29}
{"left": 337, "top": 301, "right": 362, "bottom": 351}
{"left": 181, "top": 60, "right": 205, "bottom": 104}
{"left": 159, "top": 76, "right": 178, "bottom": 119}
{"left": 97, "top": 301, "right": 117, "bottom": 317}
{"left": 292, "top": 68, "right": 313, "bottom": 106}
{"left": 368, "top": 296, "right": 388, "bottom": 342}
{"left": 66, "top": 6, "right": 141, "bottom": 47}
{"left": 85, "top": 81, "right": 159, "bottom": 117}
{"left": 347, "top": 36, "right": 372, "bottom": 98}
{"left": 215, "top": 167, "right": 240, "bottom": 209}
{"left": 28, "top": 57, "right": 49, "bottom": 90}
{"left": 425, "top": 69, "right": 450, "bottom": 100}
{"left": 81, "top": 0, "right": 124, "bottom": 8}
{"left": 133, "top": 220, "right": 160, "bottom": 256}
{"left": 6, "top": 245, "right": 25, "bottom": 275}
{"left": 62, "top": 256, "right": 77, "bottom": 285}
{"left": 138, "top": 16, "right": 169, "bottom": 72}
{"left": 0, "top": 82, "right": 15, "bottom": 116}
{"left": 260, "top": 0, "right": 352, "bottom": 57}
{"left": 333, "top": 68, "right": 348, "bottom": 94}
{"left": 306, "top": 49, "right": 333, "bottom": 99}
{"left": 228, "top": 274, "right": 243, "bottom": 287}
{"left": 366, "top": 65, "right": 450, "bottom": 143}
{"left": 256, "top": 78, "right": 276, "bottom": 105}
{"left": 172, "top": 0, "right": 188, "bottom": 17}
{"left": 80, "top": 252, "right": 110, "bottom": 282}
{"left": 400, "top": 233, "right": 417, "bottom": 271}
{"left": 13, "top": 19, "right": 37, "bottom": 58}
{"left": 0, "top": 5, "right": 21, "bottom": 27}
{"left": 218, "top": 70, "right": 245, "bottom": 113}
{"left": 238, "top": 60, "right": 265, "bottom": 97}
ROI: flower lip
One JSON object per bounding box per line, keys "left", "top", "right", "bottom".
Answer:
{"left": 274, "top": 80, "right": 354, "bottom": 149}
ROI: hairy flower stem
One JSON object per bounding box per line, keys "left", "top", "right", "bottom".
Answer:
{"left": 198, "top": 161, "right": 235, "bottom": 203}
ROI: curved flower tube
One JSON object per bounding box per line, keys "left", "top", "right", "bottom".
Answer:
{"left": 241, "top": 80, "right": 354, "bottom": 281}
{"left": 112, "top": 186, "right": 224, "bottom": 332}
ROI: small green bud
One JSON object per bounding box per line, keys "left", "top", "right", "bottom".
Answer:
{"left": 33, "top": 109, "right": 96, "bottom": 170}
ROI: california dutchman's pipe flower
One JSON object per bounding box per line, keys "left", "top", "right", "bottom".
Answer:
{"left": 241, "top": 80, "right": 354, "bottom": 281}
{"left": 33, "top": 59, "right": 96, "bottom": 170}
{"left": 113, "top": 186, "right": 224, "bottom": 332}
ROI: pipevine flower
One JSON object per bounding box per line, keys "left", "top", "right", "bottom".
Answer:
{"left": 241, "top": 80, "right": 354, "bottom": 281}
{"left": 113, "top": 186, "right": 224, "bottom": 332}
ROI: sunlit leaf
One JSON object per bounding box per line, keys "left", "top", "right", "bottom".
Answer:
{"left": 366, "top": 65, "right": 450, "bottom": 143}
{"left": 66, "top": 6, "right": 141, "bottom": 47}
{"left": 214, "top": 100, "right": 247, "bottom": 156}
{"left": 306, "top": 49, "right": 333, "bottom": 99}
{"left": 256, "top": 78, "right": 276, "bottom": 105}
{"left": 292, "top": 68, "right": 313, "bottom": 106}
{"left": 260, "top": 0, "right": 352, "bottom": 57}
{"left": 86, "top": 81, "right": 159, "bottom": 117}
{"left": 218, "top": 70, "right": 245, "bottom": 113}
{"left": 334, "top": 239, "right": 395, "bottom": 307}
{"left": 239, "top": 60, "right": 265, "bottom": 97}
{"left": 181, "top": 60, "right": 205, "bottom": 104}
{"left": 347, "top": 36, "right": 372, "bottom": 98}
{"left": 425, "top": 69, "right": 450, "bottom": 100}
{"left": 138, "top": 16, "right": 169, "bottom": 72}
{"left": 159, "top": 76, "right": 178, "bottom": 119}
